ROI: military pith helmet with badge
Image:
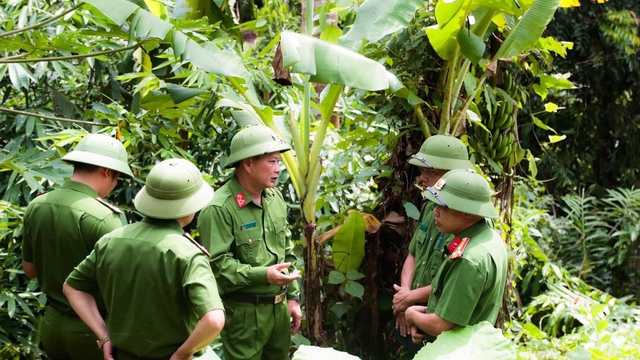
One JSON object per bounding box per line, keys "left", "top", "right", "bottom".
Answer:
{"left": 424, "top": 169, "right": 498, "bottom": 219}
{"left": 408, "top": 134, "right": 473, "bottom": 170}
{"left": 134, "top": 158, "right": 214, "bottom": 219}
{"left": 62, "top": 133, "right": 134, "bottom": 178}
{"left": 223, "top": 125, "right": 291, "bottom": 168}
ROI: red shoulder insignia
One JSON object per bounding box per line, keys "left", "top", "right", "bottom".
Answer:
{"left": 95, "top": 197, "right": 123, "bottom": 215}
{"left": 235, "top": 192, "right": 247, "bottom": 208}
{"left": 449, "top": 237, "right": 470, "bottom": 260}
{"left": 183, "top": 233, "right": 211, "bottom": 258}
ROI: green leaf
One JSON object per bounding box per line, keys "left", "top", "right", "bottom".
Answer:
{"left": 494, "top": 0, "right": 562, "bottom": 60}
{"left": 292, "top": 345, "right": 361, "bottom": 360}
{"left": 436, "top": 0, "right": 467, "bottom": 27}
{"left": 345, "top": 281, "right": 365, "bottom": 299}
{"left": 425, "top": 5, "right": 467, "bottom": 61}
{"left": 331, "top": 211, "right": 366, "bottom": 273}
{"left": 416, "top": 322, "right": 516, "bottom": 360}
{"left": 82, "top": 0, "right": 138, "bottom": 25}
{"left": 328, "top": 270, "right": 346, "bottom": 284}
{"left": 403, "top": 202, "right": 420, "bottom": 220}
{"left": 532, "top": 117, "right": 556, "bottom": 133}
{"left": 544, "top": 102, "right": 559, "bottom": 112}
{"left": 548, "top": 134, "right": 566, "bottom": 143}
{"left": 473, "top": 0, "right": 536, "bottom": 16}
{"left": 346, "top": 269, "right": 365, "bottom": 281}
{"left": 522, "top": 323, "right": 547, "bottom": 340}
{"left": 338, "top": 0, "right": 422, "bottom": 51}
{"left": 166, "top": 85, "right": 208, "bottom": 104}
{"left": 457, "top": 28, "right": 486, "bottom": 65}
{"left": 81, "top": 0, "right": 248, "bottom": 78}
{"left": 331, "top": 303, "right": 351, "bottom": 319}
{"left": 280, "top": 31, "right": 396, "bottom": 91}
{"left": 539, "top": 74, "right": 575, "bottom": 90}
{"left": 526, "top": 149, "right": 538, "bottom": 178}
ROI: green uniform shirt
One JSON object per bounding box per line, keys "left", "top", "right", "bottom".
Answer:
{"left": 427, "top": 220, "right": 508, "bottom": 331}
{"left": 22, "top": 180, "right": 124, "bottom": 314}
{"left": 407, "top": 201, "right": 454, "bottom": 290}
{"left": 198, "top": 175, "right": 300, "bottom": 298}
{"left": 66, "top": 217, "right": 224, "bottom": 358}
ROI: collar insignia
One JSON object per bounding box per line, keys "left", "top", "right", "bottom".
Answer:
{"left": 235, "top": 193, "right": 247, "bottom": 208}
{"left": 449, "top": 237, "right": 470, "bottom": 260}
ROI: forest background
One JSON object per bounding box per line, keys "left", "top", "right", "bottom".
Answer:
{"left": 0, "top": 0, "right": 639, "bottom": 359}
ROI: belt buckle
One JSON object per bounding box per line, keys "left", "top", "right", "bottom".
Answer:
{"left": 274, "top": 292, "right": 286, "bottom": 304}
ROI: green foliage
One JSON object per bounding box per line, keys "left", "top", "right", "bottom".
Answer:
{"left": 508, "top": 183, "right": 640, "bottom": 360}
{"left": 525, "top": 1, "right": 640, "bottom": 193}
{"left": 0, "top": 201, "right": 44, "bottom": 358}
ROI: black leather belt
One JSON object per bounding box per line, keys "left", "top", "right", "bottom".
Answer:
{"left": 225, "top": 291, "right": 287, "bottom": 305}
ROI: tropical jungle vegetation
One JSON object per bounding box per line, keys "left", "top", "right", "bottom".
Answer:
{"left": 1, "top": 0, "right": 639, "bottom": 359}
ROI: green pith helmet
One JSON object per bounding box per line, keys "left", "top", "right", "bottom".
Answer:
{"left": 424, "top": 169, "right": 498, "bottom": 219}
{"left": 223, "top": 125, "right": 291, "bottom": 168}
{"left": 134, "top": 158, "right": 214, "bottom": 219}
{"left": 408, "top": 134, "right": 473, "bottom": 170}
{"left": 62, "top": 134, "right": 134, "bottom": 178}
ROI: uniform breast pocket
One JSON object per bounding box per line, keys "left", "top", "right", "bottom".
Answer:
{"left": 234, "top": 228, "right": 265, "bottom": 266}
{"left": 414, "top": 223, "right": 428, "bottom": 245}
{"left": 273, "top": 218, "right": 290, "bottom": 247}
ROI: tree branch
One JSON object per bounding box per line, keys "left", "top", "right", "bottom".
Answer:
{"left": 0, "top": 4, "right": 83, "bottom": 39}
{"left": 0, "top": 107, "right": 111, "bottom": 126}
{"left": 0, "top": 44, "right": 140, "bottom": 64}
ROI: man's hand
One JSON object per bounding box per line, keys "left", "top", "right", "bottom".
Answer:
{"left": 267, "top": 263, "right": 301, "bottom": 286}
{"left": 404, "top": 305, "right": 427, "bottom": 327}
{"left": 102, "top": 340, "right": 114, "bottom": 360}
{"left": 395, "top": 311, "right": 409, "bottom": 337}
{"left": 392, "top": 284, "right": 413, "bottom": 315}
{"left": 288, "top": 299, "right": 302, "bottom": 335}
{"left": 410, "top": 325, "right": 425, "bottom": 345}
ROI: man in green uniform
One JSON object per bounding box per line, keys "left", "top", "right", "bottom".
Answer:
{"left": 391, "top": 135, "right": 474, "bottom": 357}
{"left": 22, "top": 133, "right": 133, "bottom": 360}
{"left": 198, "top": 125, "right": 302, "bottom": 360}
{"left": 404, "top": 169, "right": 508, "bottom": 343}
{"left": 64, "top": 158, "right": 225, "bottom": 360}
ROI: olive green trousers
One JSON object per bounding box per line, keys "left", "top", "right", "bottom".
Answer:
{"left": 41, "top": 305, "right": 103, "bottom": 360}
{"left": 220, "top": 300, "right": 290, "bottom": 360}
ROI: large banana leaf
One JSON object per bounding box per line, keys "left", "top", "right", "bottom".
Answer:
{"left": 425, "top": 0, "right": 469, "bottom": 61}
{"left": 81, "top": 0, "right": 248, "bottom": 78}
{"left": 293, "top": 345, "right": 360, "bottom": 360}
{"left": 280, "top": 31, "right": 422, "bottom": 104}
{"left": 494, "top": 0, "right": 562, "bottom": 59}
{"left": 331, "top": 211, "right": 366, "bottom": 274}
{"left": 415, "top": 322, "right": 516, "bottom": 360}
{"left": 338, "top": 0, "right": 423, "bottom": 51}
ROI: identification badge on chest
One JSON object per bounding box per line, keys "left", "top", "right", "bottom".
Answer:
{"left": 241, "top": 221, "right": 257, "bottom": 231}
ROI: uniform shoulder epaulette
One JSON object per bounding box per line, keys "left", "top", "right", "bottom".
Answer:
{"left": 448, "top": 237, "right": 470, "bottom": 260}
{"left": 211, "top": 190, "right": 232, "bottom": 207}
{"left": 95, "top": 198, "right": 123, "bottom": 215}
{"left": 183, "top": 232, "right": 211, "bottom": 258}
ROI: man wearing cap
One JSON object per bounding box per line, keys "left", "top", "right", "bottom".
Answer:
{"left": 21, "top": 133, "right": 133, "bottom": 360}
{"left": 198, "top": 125, "right": 301, "bottom": 360}
{"left": 404, "top": 169, "right": 508, "bottom": 343}
{"left": 64, "top": 158, "right": 225, "bottom": 360}
{"left": 392, "top": 135, "right": 474, "bottom": 357}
